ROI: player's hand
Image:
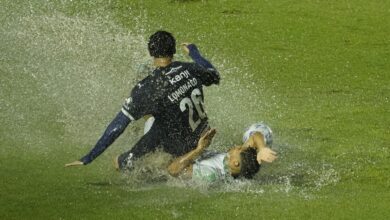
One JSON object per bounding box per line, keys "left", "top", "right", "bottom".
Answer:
{"left": 113, "top": 156, "right": 120, "bottom": 171}
{"left": 196, "top": 128, "right": 216, "bottom": 151}
{"left": 257, "top": 147, "right": 277, "bottom": 164}
{"left": 181, "top": 43, "right": 191, "bottom": 55}
{"left": 64, "top": 160, "right": 84, "bottom": 167}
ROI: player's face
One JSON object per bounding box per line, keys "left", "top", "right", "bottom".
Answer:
{"left": 227, "top": 145, "right": 248, "bottom": 176}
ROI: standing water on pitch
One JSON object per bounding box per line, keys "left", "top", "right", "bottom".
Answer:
{"left": 0, "top": 2, "right": 340, "bottom": 196}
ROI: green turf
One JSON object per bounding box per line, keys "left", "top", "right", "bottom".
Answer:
{"left": 1, "top": 0, "right": 389, "bottom": 219}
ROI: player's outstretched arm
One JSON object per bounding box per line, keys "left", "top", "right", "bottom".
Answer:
{"left": 257, "top": 147, "right": 277, "bottom": 164}
{"left": 181, "top": 43, "right": 215, "bottom": 69}
{"left": 65, "top": 161, "right": 83, "bottom": 167}
{"left": 244, "top": 132, "right": 277, "bottom": 164}
{"left": 181, "top": 43, "right": 220, "bottom": 86}
{"left": 167, "top": 129, "right": 216, "bottom": 177}
{"left": 244, "top": 132, "right": 266, "bottom": 151}
{"left": 65, "top": 111, "right": 131, "bottom": 167}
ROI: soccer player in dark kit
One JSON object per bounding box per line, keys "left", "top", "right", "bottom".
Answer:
{"left": 65, "top": 31, "right": 220, "bottom": 170}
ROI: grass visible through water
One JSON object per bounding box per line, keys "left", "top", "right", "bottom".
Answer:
{"left": 0, "top": 0, "right": 389, "bottom": 219}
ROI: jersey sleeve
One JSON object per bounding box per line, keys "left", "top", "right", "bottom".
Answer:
{"left": 190, "top": 64, "right": 220, "bottom": 86}
{"left": 80, "top": 111, "right": 131, "bottom": 164}
{"left": 121, "top": 80, "right": 159, "bottom": 121}
{"left": 243, "top": 122, "right": 273, "bottom": 147}
{"left": 187, "top": 44, "right": 220, "bottom": 86}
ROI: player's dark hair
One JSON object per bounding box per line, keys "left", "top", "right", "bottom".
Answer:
{"left": 148, "top": 31, "right": 176, "bottom": 58}
{"left": 238, "top": 147, "right": 260, "bottom": 179}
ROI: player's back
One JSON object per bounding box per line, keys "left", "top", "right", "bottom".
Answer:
{"left": 154, "top": 62, "right": 207, "bottom": 129}
{"left": 122, "top": 61, "right": 219, "bottom": 155}
{"left": 152, "top": 61, "right": 214, "bottom": 147}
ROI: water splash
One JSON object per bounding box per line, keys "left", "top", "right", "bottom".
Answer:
{"left": 0, "top": 1, "right": 342, "bottom": 197}
{"left": 1, "top": 11, "right": 150, "bottom": 151}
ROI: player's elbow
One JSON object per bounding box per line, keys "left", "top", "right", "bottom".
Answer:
{"left": 208, "top": 69, "right": 220, "bottom": 86}
{"left": 167, "top": 163, "right": 181, "bottom": 177}
{"left": 203, "top": 70, "right": 220, "bottom": 86}
{"left": 213, "top": 70, "right": 220, "bottom": 84}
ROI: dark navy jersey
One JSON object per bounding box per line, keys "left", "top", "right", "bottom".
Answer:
{"left": 80, "top": 45, "right": 219, "bottom": 165}
{"left": 122, "top": 61, "right": 219, "bottom": 142}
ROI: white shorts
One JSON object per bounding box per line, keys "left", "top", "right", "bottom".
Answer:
{"left": 144, "top": 117, "right": 155, "bottom": 134}
{"left": 242, "top": 122, "right": 273, "bottom": 147}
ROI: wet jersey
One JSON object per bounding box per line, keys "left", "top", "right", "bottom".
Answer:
{"left": 79, "top": 44, "right": 219, "bottom": 166}
{"left": 121, "top": 61, "right": 220, "bottom": 156}
{"left": 192, "top": 152, "right": 231, "bottom": 182}
{"left": 191, "top": 123, "right": 272, "bottom": 182}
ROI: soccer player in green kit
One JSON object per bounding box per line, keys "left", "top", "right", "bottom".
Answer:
{"left": 168, "top": 123, "right": 277, "bottom": 182}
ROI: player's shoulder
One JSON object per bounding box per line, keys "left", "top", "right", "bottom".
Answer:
{"left": 130, "top": 74, "right": 156, "bottom": 96}
{"left": 131, "top": 68, "right": 172, "bottom": 98}
{"left": 135, "top": 74, "right": 153, "bottom": 87}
